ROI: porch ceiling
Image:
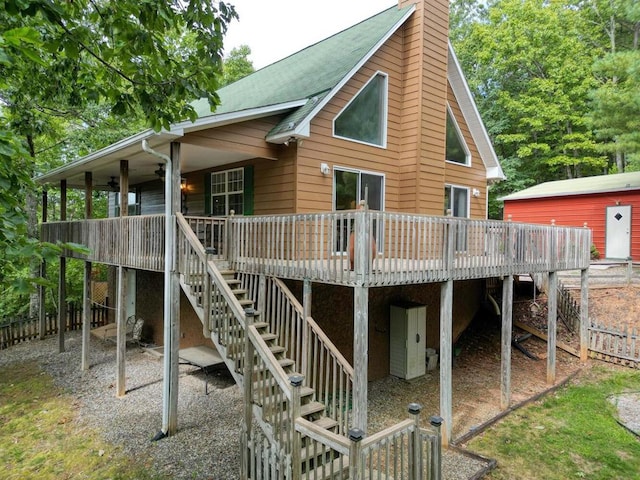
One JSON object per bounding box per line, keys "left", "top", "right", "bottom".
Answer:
{"left": 36, "top": 134, "right": 254, "bottom": 190}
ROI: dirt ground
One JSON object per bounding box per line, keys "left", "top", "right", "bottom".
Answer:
{"left": 369, "top": 279, "right": 640, "bottom": 443}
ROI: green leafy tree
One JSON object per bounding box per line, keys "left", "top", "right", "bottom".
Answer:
{"left": 587, "top": 0, "right": 640, "bottom": 172}
{"left": 453, "top": 0, "right": 607, "bottom": 217}
{"left": 222, "top": 45, "right": 255, "bottom": 86}
{"left": 0, "top": 1, "right": 237, "bottom": 316}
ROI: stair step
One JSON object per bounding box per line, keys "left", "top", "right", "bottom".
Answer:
{"left": 253, "top": 358, "right": 294, "bottom": 372}
{"left": 305, "top": 456, "right": 350, "bottom": 480}
{"left": 312, "top": 416, "right": 339, "bottom": 431}
{"left": 300, "top": 401, "right": 325, "bottom": 418}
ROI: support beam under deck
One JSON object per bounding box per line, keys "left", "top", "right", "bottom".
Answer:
{"left": 547, "top": 271, "right": 558, "bottom": 385}
{"left": 580, "top": 268, "right": 589, "bottom": 362}
{"left": 501, "top": 275, "right": 513, "bottom": 410}
{"left": 440, "top": 279, "right": 453, "bottom": 446}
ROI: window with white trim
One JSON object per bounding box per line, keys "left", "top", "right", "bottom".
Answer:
{"left": 334, "top": 167, "right": 384, "bottom": 252}
{"left": 444, "top": 184, "right": 469, "bottom": 251}
{"left": 211, "top": 168, "right": 243, "bottom": 216}
{"left": 445, "top": 108, "right": 470, "bottom": 165}
{"left": 334, "top": 72, "right": 388, "bottom": 147}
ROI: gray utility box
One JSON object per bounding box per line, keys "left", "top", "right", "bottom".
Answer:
{"left": 389, "top": 303, "right": 426, "bottom": 380}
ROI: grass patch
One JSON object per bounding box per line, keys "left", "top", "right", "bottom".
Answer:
{"left": 0, "top": 361, "right": 166, "bottom": 480}
{"left": 469, "top": 366, "right": 640, "bottom": 480}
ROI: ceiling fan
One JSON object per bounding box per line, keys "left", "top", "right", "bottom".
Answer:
{"left": 107, "top": 176, "right": 119, "bottom": 191}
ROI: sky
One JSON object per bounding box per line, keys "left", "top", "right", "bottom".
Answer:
{"left": 223, "top": 0, "right": 397, "bottom": 69}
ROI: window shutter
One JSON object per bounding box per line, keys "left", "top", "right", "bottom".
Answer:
{"left": 243, "top": 165, "right": 254, "bottom": 215}
{"left": 204, "top": 172, "right": 211, "bottom": 215}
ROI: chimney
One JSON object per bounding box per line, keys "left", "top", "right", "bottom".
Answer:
{"left": 397, "top": 0, "right": 450, "bottom": 214}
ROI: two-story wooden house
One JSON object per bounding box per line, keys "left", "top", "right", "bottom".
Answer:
{"left": 37, "top": 0, "right": 591, "bottom": 476}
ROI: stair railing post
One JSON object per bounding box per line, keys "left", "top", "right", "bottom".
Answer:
{"left": 408, "top": 403, "right": 423, "bottom": 480}
{"left": 226, "top": 210, "right": 235, "bottom": 266}
{"left": 429, "top": 416, "right": 443, "bottom": 480}
{"left": 348, "top": 428, "right": 365, "bottom": 480}
{"left": 290, "top": 374, "right": 304, "bottom": 479}
{"left": 203, "top": 247, "right": 216, "bottom": 337}
{"left": 243, "top": 306, "right": 256, "bottom": 472}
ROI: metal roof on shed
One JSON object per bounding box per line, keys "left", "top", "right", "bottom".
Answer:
{"left": 500, "top": 171, "right": 640, "bottom": 201}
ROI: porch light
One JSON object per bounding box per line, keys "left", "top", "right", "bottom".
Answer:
{"left": 180, "top": 178, "right": 187, "bottom": 191}
{"left": 155, "top": 163, "right": 165, "bottom": 180}
{"left": 320, "top": 163, "right": 330, "bottom": 175}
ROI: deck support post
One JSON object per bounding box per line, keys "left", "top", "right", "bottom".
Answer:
{"left": 81, "top": 172, "right": 93, "bottom": 371}
{"left": 163, "top": 142, "right": 181, "bottom": 436}
{"left": 57, "top": 179, "right": 67, "bottom": 353}
{"left": 302, "top": 278, "right": 312, "bottom": 377}
{"left": 440, "top": 279, "right": 453, "bottom": 446}
{"left": 579, "top": 268, "right": 589, "bottom": 361}
{"left": 547, "top": 271, "right": 558, "bottom": 384}
{"left": 501, "top": 275, "right": 513, "bottom": 409}
{"left": 116, "top": 265, "right": 127, "bottom": 397}
{"left": 39, "top": 189, "right": 48, "bottom": 340}
{"left": 353, "top": 285, "right": 368, "bottom": 433}
{"left": 352, "top": 206, "right": 369, "bottom": 433}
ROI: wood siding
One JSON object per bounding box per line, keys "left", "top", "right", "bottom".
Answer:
{"left": 444, "top": 85, "right": 488, "bottom": 220}
{"left": 504, "top": 191, "right": 640, "bottom": 260}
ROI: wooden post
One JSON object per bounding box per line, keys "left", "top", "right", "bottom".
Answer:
{"left": 348, "top": 428, "right": 364, "bottom": 480}
{"left": 290, "top": 374, "right": 304, "bottom": 479}
{"left": 302, "top": 278, "right": 311, "bottom": 377}
{"left": 243, "top": 308, "right": 256, "bottom": 467}
{"left": 39, "top": 189, "right": 48, "bottom": 340}
{"left": 408, "top": 403, "right": 422, "bottom": 480}
{"left": 439, "top": 279, "right": 453, "bottom": 446}
{"left": 58, "top": 179, "right": 67, "bottom": 353}
{"left": 352, "top": 206, "right": 370, "bottom": 433}
{"left": 580, "top": 268, "right": 589, "bottom": 361}
{"left": 353, "top": 285, "right": 368, "bottom": 433}
{"left": 429, "top": 416, "right": 443, "bottom": 480}
{"left": 501, "top": 275, "right": 513, "bottom": 409}
{"left": 81, "top": 172, "right": 93, "bottom": 371}
{"left": 116, "top": 265, "right": 127, "bottom": 397}
{"left": 547, "top": 271, "right": 558, "bottom": 385}
{"left": 167, "top": 142, "right": 182, "bottom": 435}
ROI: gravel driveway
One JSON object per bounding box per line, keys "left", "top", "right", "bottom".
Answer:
{"left": 1, "top": 332, "right": 492, "bottom": 479}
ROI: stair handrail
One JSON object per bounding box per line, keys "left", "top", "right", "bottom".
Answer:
{"left": 177, "top": 213, "right": 247, "bottom": 327}
{"left": 270, "top": 277, "right": 354, "bottom": 434}
{"left": 177, "top": 213, "right": 297, "bottom": 465}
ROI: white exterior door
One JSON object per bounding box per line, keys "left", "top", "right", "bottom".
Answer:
{"left": 606, "top": 205, "right": 631, "bottom": 259}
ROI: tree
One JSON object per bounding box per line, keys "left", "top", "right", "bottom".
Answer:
{"left": 0, "top": 1, "right": 237, "bottom": 315}
{"left": 587, "top": 0, "right": 640, "bottom": 172}
{"left": 453, "top": 0, "right": 607, "bottom": 217}
{"left": 222, "top": 45, "right": 255, "bottom": 86}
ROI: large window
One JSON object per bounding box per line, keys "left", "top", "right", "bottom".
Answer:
{"left": 445, "top": 108, "right": 470, "bottom": 165}
{"left": 334, "top": 73, "right": 388, "bottom": 147}
{"left": 210, "top": 168, "right": 244, "bottom": 216}
{"left": 334, "top": 168, "right": 384, "bottom": 252}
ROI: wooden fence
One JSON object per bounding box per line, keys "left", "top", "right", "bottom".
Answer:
{"left": 589, "top": 321, "right": 640, "bottom": 368}
{"left": 0, "top": 304, "right": 109, "bottom": 350}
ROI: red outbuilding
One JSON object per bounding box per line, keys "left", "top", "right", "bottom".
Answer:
{"left": 501, "top": 171, "right": 640, "bottom": 261}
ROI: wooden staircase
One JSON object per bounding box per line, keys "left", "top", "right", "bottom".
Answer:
{"left": 176, "top": 220, "right": 346, "bottom": 478}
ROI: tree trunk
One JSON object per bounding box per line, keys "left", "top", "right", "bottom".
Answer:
{"left": 26, "top": 134, "right": 40, "bottom": 319}
{"left": 616, "top": 150, "right": 624, "bottom": 173}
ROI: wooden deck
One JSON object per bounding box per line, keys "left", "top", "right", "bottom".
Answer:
{"left": 41, "top": 211, "right": 592, "bottom": 285}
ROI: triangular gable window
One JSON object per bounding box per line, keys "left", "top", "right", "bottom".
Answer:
{"left": 334, "top": 72, "right": 387, "bottom": 147}
{"left": 446, "top": 108, "right": 470, "bottom": 165}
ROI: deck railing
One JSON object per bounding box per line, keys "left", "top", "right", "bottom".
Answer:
{"left": 41, "top": 215, "right": 165, "bottom": 271}
{"left": 229, "top": 210, "right": 591, "bottom": 286}
{"left": 42, "top": 211, "right": 591, "bottom": 285}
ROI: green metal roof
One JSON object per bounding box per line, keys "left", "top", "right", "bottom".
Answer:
{"left": 500, "top": 171, "right": 640, "bottom": 201}
{"left": 192, "top": 5, "right": 412, "bottom": 119}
